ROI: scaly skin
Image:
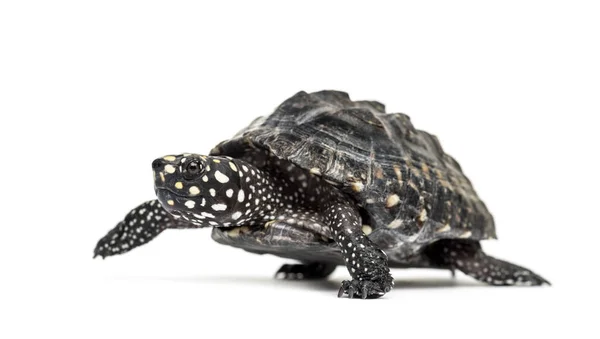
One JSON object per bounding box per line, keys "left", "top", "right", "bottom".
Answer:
{"left": 94, "top": 153, "right": 548, "bottom": 298}
{"left": 95, "top": 153, "right": 395, "bottom": 298}
{"left": 426, "top": 239, "right": 550, "bottom": 286}
{"left": 94, "top": 200, "right": 192, "bottom": 258}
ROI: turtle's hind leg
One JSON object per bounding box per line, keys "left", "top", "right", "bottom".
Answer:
{"left": 275, "top": 262, "right": 337, "bottom": 280}
{"left": 426, "top": 239, "right": 550, "bottom": 286}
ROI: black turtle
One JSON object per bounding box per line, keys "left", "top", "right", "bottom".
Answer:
{"left": 95, "top": 90, "right": 549, "bottom": 298}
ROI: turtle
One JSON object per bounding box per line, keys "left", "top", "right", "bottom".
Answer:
{"left": 94, "top": 90, "right": 549, "bottom": 298}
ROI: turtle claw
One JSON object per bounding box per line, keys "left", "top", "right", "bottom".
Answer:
{"left": 348, "top": 286, "right": 355, "bottom": 299}
{"left": 338, "top": 279, "right": 390, "bottom": 299}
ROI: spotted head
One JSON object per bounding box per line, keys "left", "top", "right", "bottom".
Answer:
{"left": 152, "top": 154, "right": 248, "bottom": 227}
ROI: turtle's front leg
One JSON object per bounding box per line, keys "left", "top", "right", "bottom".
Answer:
{"left": 326, "top": 200, "right": 394, "bottom": 299}
{"left": 94, "top": 200, "right": 192, "bottom": 258}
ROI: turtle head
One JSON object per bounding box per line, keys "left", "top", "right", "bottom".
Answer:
{"left": 152, "top": 154, "right": 246, "bottom": 227}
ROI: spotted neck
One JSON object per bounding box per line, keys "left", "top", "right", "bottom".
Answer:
{"left": 154, "top": 153, "right": 332, "bottom": 229}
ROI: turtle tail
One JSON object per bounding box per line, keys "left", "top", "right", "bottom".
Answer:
{"left": 426, "top": 239, "right": 550, "bottom": 286}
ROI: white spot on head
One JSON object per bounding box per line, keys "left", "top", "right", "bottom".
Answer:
{"left": 215, "top": 170, "right": 230, "bottom": 183}
{"left": 189, "top": 186, "right": 200, "bottom": 196}
{"left": 163, "top": 155, "right": 176, "bottom": 161}
{"left": 226, "top": 189, "right": 234, "bottom": 198}
{"left": 174, "top": 182, "right": 183, "bottom": 189}
{"left": 212, "top": 203, "right": 227, "bottom": 211}
{"left": 229, "top": 162, "right": 238, "bottom": 172}
{"left": 210, "top": 189, "right": 216, "bottom": 197}
{"left": 238, "top": 190, "right": 245, "bottom": 202}
{"left": 164, "top": 164, "right": 176, "bottom": 174}
{"left": 167, "top": 200, "right": 174, "bottom": 206}
{"left": 231, "top": 211, "right": 242, "bottom": 220}
{"left": 185, "top": 200, "right": 196, "bottom": 209}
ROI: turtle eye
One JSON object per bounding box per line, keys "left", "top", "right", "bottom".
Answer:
{"left": 183, "top": 161, "right": 203, "bottom": 179}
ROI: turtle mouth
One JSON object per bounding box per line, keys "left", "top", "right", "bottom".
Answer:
{"left": 154, "top": 187, "right": 196, "bottom": 212}
{"left": 155, "top": 187, "right": 188, "bottom": 198}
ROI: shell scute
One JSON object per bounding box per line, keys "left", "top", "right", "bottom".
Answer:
{"left": 211, "top": 90, "right": 496, "bottom": 252}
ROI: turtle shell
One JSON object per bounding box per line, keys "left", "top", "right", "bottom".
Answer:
{"left": 210, "top": 90, "right": 495, "bottom": 254}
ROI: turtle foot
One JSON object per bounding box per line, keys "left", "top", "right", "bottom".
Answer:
{"left": 337, "top": 278, "right": 393, "bottom": 299}
{"left": 275, "top": 262, "right": 336, "bottom": 280}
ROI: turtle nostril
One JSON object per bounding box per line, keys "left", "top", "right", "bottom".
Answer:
{"left": 152, "top": 159, "right": 163, "bottom": 170}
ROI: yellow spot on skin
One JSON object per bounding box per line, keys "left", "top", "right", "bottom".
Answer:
{"left": 362, "top": 225, "right": 372, "bottom": 235}
{"left": 434, "top": 168, "right": 444, "bottom": 180}
{"left": 439, "top": 179, "right": 452, "bottom": 189}
{"left": 393, "top": 165, "right": 403, "bottom": 183}
{"left": 310, "top": 167, "right": 321, "bottom": 175}
{"left": 351, "top": 182, "right": 364, "bottom": 192}
{"left": 406, "top": 159, "right": 421, "bottom": 178}
{"left": 386, "top": 194, "right": 400, "bottom": 208}
{"left": 408, "top": 181, "right": 419, "bottom": 191}
{"left": 436, "top": 224, "right": 451, "bottom": 233}
{"left": 185, "top": 200, "right": 195, "bottom": 209}
{"left": 213, "top": 159, "right": 221, "bottom": 163}
{"left": 159, "top": 172, "right": 165, "bottom": 183}
{"left": 163, "top": 155, "right": 176, "bottom": 162}
{"left": 460, "top": 231, "right": 472, "bottom": 238}
{"left": 229, "top": 162, "right": 238, "bottom": 172}
{"left": 228, "top": 227, "right": 241, "bottom": 237}
{"left": 418, "top": 209, "right": 428, "bottom": 222}
{"left": 167, "top": 200, "right": 174, "bottom": 206}
{"left": 421, "top": 163, "right": 431, "bottom": 180}
{"left": 174, "top": 182, "right": 183, "bottom": 189}
{"left": 375, "top": 167, "right": 384, "bottom": 179}
{"left": 164, "top": 164, "right": 176, "bottom": 174}
{"left": 188, "top": 186, "right": 200, "bottom": 196}
{"left": 388, "top": 219, "right": 403, "bottom": 229}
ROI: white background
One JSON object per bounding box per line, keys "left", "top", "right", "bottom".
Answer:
{"left": 1, "top": 1, "right": 598, "bottom": 338}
